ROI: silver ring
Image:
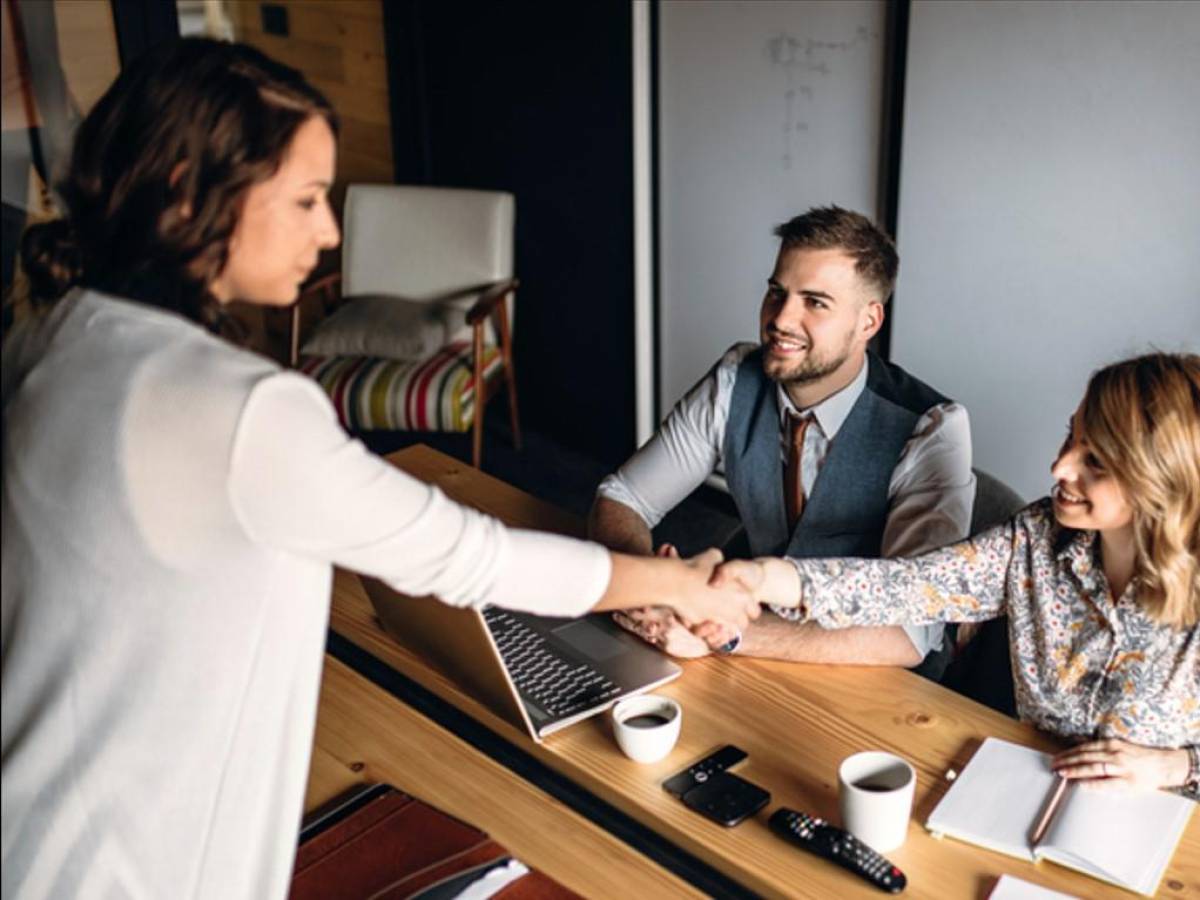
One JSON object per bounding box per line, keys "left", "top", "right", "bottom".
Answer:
{"left": 1101, "top": 761, "right": 1110, "bottom": 776}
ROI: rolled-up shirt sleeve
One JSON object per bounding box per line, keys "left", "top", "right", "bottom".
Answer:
{"left": 882, "top": 401, "right": 976, "bottom": 658}
{"left": 596, "top": 346, "right": 744, "bottom": 527}
{"left": 228, "top": 372, "right": 609, "bottom": 616}
{"left": 883, "top": 402, "right": 976, "bottom": 558}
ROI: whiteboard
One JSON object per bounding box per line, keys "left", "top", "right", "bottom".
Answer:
{"left": 657, "top": 0, "right": 886, "bottom": 413}
{"left": 893, "top": 0, "right": 1200, "bottom": 499}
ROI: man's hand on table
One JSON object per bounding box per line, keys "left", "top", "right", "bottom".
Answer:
{"left": 613, "top": 544, "right": 753, "bottom": 658}
{"left": 614, "top": 606, "right": 714, "bottom": 658}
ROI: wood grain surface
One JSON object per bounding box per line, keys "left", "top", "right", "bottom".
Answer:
{"left": 306, "top": 657, "right": 701, "bottom": 898}
{"left": 310, "top": 444, "right": 1199, "bottom": 899}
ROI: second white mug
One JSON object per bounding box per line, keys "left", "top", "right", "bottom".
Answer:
{"left": 838, "top": 750, "right": 916, "bottom": 853}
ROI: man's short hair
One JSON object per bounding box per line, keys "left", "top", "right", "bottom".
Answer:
{"left": 773, "top": 206, "right": 899, "bottom": 302}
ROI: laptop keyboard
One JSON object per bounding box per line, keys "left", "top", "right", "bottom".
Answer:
{"left": 483, "top": 609, "right": 621, "bottom": 719}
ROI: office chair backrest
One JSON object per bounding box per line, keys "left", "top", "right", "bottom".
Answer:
{"left": 342, "top": 185, "right": 515, "bottom": 300}
{"left": 970, "top": 468, "right": 1025, "bottom": 536}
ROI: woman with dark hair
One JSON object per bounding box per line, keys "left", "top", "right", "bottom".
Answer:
{"left": 1, "top": 39, "right": 756, "bottom": 898}
{"left": 711, "top": 353, "right": 1200, "bottom": 797}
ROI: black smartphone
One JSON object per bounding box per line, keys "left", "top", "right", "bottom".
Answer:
{"left": 681, "top": 771, "right": 771, "bottom": 827}
{"left": 662, "top": 744, "right": 748, "bottom": 797}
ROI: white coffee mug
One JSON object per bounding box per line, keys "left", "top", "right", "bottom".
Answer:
{"left": 838, "top": 751, "right": 916, "bottom": 853}
{"left": 611, "top": 695, "right": 682, "bottom": 763}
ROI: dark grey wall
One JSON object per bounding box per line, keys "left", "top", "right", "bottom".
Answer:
{"left": 385, "top": 1, "right": 637, "bottom": 464}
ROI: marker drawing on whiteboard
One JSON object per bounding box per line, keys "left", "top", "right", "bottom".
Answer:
{"left": 766, "top": 25, "right": 874, "bottom": 170}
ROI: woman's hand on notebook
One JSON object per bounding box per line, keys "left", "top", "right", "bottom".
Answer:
{"left": 1051, "top": 738, "right": 1192, "bottom": 791}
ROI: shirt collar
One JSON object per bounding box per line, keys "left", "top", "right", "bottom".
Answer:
{"left": 1055, "top": 525, "right": 1097, "bottom": 571}
{"left": 776, "top": 355, "right": 869, "bottom": 439}
{"left": 1049, "top": 506, "right": 1141, "bottom": 607}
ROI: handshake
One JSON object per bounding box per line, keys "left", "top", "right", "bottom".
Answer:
{"left": 616, "top": 545, "right": 803, "bottom": 658}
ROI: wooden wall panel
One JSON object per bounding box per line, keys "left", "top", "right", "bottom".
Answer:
{"left": 220, "top": 1, "right": 395, "bottom": 363}
{"left": 227, "top": 0, "right": 393, "bottom": 190}
{"left": 1, "top": 0, "right": 120, "bottom": 227}
{"left": 55, "top": 0, "right": 120, "bottom": 113}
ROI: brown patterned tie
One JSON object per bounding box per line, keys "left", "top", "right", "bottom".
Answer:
{"left": 784, "top": 413, "right": 811, "bottom": 530}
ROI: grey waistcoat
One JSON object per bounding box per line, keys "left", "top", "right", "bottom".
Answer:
{"left": 722, "top": 348, "right": 955, "bottom": 677}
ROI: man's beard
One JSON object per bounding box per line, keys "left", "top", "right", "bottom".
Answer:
{"left": 762, "top": 329, "right": 855, "bottom": 386}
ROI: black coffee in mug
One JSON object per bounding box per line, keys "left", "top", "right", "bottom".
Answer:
{"left": 853, "top": 780, "right": 894, "bottom": 793}
{"left": 623, "top": 713, "right": 671, "bottom": 729}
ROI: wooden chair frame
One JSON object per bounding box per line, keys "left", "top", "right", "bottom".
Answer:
{"left": 289, "top": 274, "right": 521, "bottom": 469}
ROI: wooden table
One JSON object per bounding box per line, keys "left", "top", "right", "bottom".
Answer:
{"left": 307, "top": 444, "right": 1199, "bottom": 899}
{"left": 306, "top": 656, "right": 700, "bottom": 897}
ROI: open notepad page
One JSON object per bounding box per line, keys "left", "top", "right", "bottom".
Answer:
{"left": 928, "top": 736, "right": 1197, "bottom": 896}
{"left": 926, "top": 737, "right": 1053, "bottom": 860}
{"left": 1041, "top": 777, "right": 1195, "bottom": 896}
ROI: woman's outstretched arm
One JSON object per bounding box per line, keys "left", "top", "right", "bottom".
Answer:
{"left": 711, "top": 519, "right": 1022, "bottom": 628}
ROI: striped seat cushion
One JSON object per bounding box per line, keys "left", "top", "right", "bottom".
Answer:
{"left": 299, "top": 341, "right": 502, "bottom": 432}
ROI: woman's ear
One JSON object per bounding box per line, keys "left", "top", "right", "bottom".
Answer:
{"left": 169, "top": 161, "right": 193, "bottom": 219}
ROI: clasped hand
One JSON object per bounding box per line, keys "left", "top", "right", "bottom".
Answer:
{"left": 665, "top": 546, "right": 761, "bottom": 632}
{"left": 614, "top": 551, "right": 801, "bottom": 658}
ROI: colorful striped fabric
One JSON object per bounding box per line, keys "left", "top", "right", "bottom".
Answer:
{"left": 299, "top": 341, "right": 502, "bottom": 432}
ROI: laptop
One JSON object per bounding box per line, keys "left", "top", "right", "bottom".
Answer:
{"left": 361, "top": 577, "right": 682, "bottom": 742}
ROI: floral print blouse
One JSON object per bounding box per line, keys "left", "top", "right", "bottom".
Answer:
{"left": 786, "top": 498, "right": 1198, "bottom": 793}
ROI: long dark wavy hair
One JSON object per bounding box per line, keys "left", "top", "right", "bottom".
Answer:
{"left": 19, "top": 38, "right": 338, "bottom": 331}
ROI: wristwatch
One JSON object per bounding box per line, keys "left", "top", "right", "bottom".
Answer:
{"left": 716, "top": 629, "right": 742, "bottom": 655}
{"left": 1185, "top": 745, "right": 1200, "bottom": 792}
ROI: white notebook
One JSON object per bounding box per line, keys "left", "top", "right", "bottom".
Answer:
{"left": 926, "top": 737, "right": 1195, "bottom": 896}
{"left": 988, "top": 874, "right": 1078, "bottom": 900}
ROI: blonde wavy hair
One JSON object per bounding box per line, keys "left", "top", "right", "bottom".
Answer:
{"left": 1080, "top": 353, "right": 1200, "bottom": 627}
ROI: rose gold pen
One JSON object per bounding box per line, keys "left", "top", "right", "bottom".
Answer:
{"left": 1028, "top": 774, "right": 1069, "bottom": 846}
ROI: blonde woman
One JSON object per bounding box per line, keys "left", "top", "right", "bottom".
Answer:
{"left": 712, "top": 353, "right": 1199, "bottom": 796}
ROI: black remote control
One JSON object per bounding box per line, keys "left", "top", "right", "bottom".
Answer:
{"left": 662, "top": 745, "right": 748, "bottom": 797}
{"left": 768, "top": 808, "right": 906, "bottom": 894}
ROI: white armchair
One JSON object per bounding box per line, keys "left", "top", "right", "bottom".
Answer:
{"left": 292, "top": 185, "right": 520, "bottom": 468}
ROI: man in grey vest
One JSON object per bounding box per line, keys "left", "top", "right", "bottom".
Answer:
{"left": 588, "top": 206, "right": 974, "bottom": 679}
